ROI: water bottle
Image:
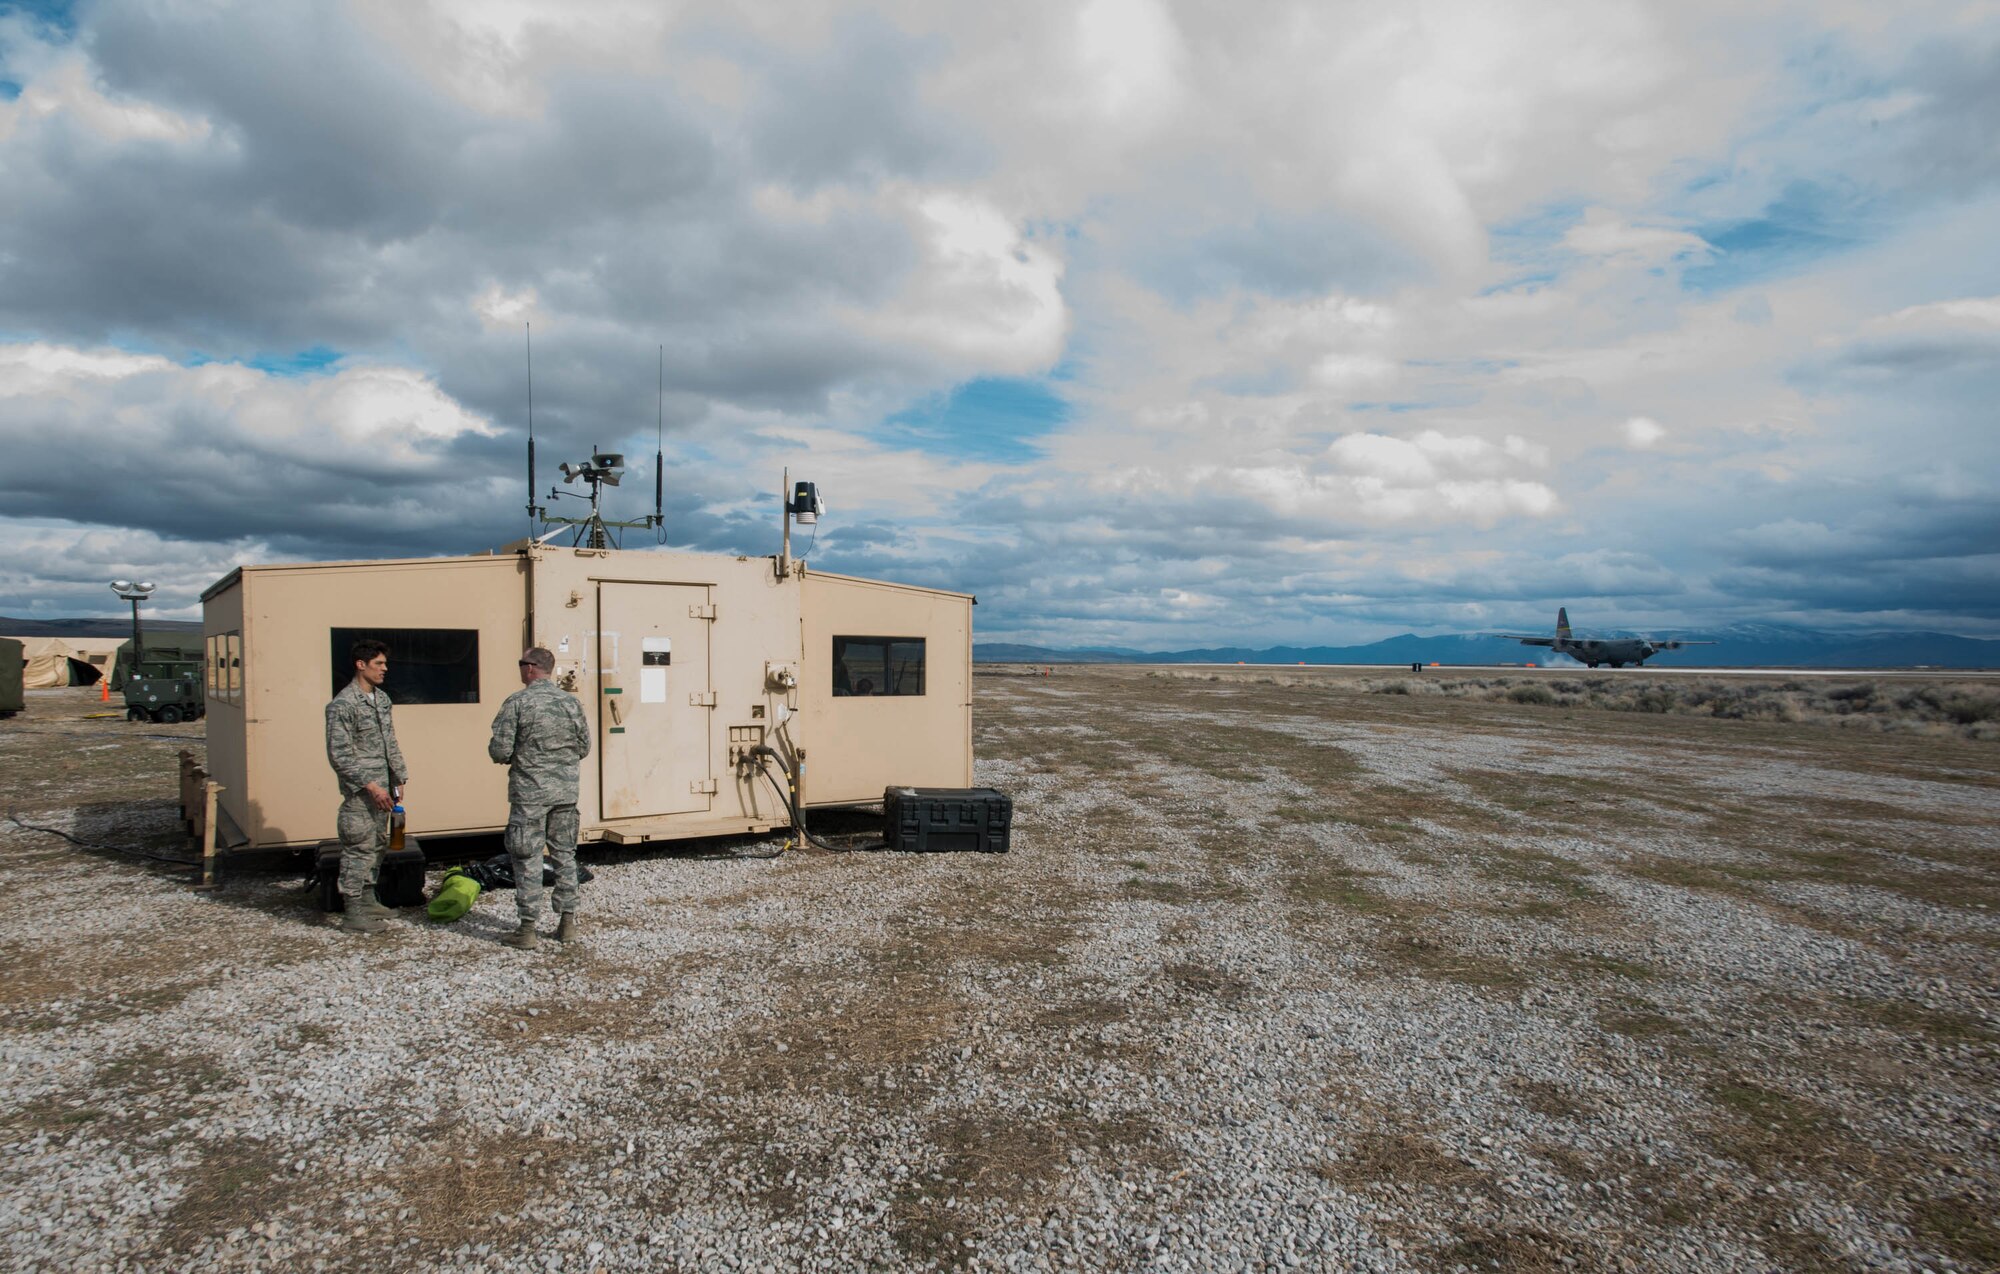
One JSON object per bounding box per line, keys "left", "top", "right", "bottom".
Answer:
{"left": 390, "top": 799, "right": 406, "bottom": 853}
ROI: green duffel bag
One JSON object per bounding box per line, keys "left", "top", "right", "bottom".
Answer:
{"left": 426, "top": 867, "right": 481, "bottom": 922}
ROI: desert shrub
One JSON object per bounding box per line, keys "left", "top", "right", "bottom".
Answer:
{"left": 1507, "top": 684, "right": 1557, "bottom": 706}
{"left": 1938, "top": 691, "right": 2000, "bottom": 725}
{"left": 1374, "top": 681, "right": 1412, "bottom": 695}
{"left": 1825, "top": 681, "right": 1876, "bottom": 704}
{"left": 1896, "top": 687, "right": 1942, "bottom": 713}
{"left": 1631, "top": 686, "right": 1676, "bottom": 714}
{"left": 1549, "top": 680, "right": 1585, "bottom": 695}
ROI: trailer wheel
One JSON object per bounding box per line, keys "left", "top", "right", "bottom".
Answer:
{"left": 157, "top": 704, "right": 184, "bottom": 725}
{"left": 127, "top": 706, "right": 152, "bottom": 722}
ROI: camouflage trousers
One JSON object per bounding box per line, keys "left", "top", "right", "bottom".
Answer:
{"left": 505, "top": 802, "right": 580, "bottom": 923}
{"left": 335, "top": 791, "right": 391, "bottom": 902}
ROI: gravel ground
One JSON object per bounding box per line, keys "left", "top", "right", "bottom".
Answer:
{"left": 2, "top": 668, "right": 1997, "bottom": 1273}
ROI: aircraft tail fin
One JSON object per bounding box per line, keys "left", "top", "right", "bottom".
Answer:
{"left": 1555, "top": 607, "right": 1571, "bottom": 640}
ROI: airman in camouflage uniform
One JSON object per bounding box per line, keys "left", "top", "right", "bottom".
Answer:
{"left": 325, "top": 638, "right": 409, "bottom": 934}
{"left": 488, "top": 646, "right": 591, "bottom": 949}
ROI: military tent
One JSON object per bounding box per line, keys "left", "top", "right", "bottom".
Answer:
{"left": 7, "top": 637, "right": 127, "bottom": 688}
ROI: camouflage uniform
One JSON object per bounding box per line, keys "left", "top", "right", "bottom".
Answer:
{"left": 325, "top": 681, "right": 409, "bottom": 903}
{"left": 488, "top": 677, "right": 591, "bottom": 923}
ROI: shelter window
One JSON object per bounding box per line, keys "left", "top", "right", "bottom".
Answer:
{"left": 330, "top": 628, "right": 480, "bottom": 705}
{"left": 832, "top": 636, "right": 925, "bottom": 697}
{"left": 208, "top": 632, "right": 241, "bottom": 705}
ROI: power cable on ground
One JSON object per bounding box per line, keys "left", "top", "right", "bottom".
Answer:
{"left": 4, "top": 809, "right": 200, "bottom": 869}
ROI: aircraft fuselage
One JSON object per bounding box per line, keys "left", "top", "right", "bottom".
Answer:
{"left": 1552, "top": 638, "right": 1666, "bottom": 669}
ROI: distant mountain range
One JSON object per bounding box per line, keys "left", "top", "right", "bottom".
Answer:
{"left": 9, "top": 615, "right": 1990, "bottom": 669}
{"left": 1, "top": 615, "right": 203, "bottom": 638}
{"left": 978, "top": 623, "right": 2000, "bottom": 669}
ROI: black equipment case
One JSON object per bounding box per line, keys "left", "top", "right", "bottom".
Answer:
{"left": 883, "top": 787, "right": 1012, "bottom": 854}
{"left": 314, "top": 840, "right": 427, "bottom": 911}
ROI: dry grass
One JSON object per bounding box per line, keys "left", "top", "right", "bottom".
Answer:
{"left": 159, "top": 1138, "right": 295, "bottom": 1256}
{"left": 1318, "top": 1131, "right": 1486, "bottom": 1192}
{"left": 375, "top": 1131, "right": 580, "bottom": 1259}
{"left": 1432, "top": 1225, "right": 1595, "bottom": 1273}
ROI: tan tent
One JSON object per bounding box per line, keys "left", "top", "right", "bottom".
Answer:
{"left": 7, "top": 637, "right": 127, "bottom": 688}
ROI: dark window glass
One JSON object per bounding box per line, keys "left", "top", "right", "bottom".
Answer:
{"left": 330, "top": 628, "right": 481, "bottom": 704}
{"left": 832, "top": 636, "right": 925, "bottom": 697}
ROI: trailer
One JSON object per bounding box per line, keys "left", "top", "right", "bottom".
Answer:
{"left": 0, "top": 637, "right": 22, "bottom": 719}
{"left": 193, "top": 541, "right": 972, "bottom": 855}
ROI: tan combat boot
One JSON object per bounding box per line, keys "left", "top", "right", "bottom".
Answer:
{"left": 340, "top": 898, "right": 386, "bottom": 934}
{"left": 502, "top": 920, "right": 540, "bottom": 950}
{"left": 555, "top": 912, "right": 578, "bottom": 944}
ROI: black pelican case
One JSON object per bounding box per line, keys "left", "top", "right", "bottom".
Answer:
{"left": 313, "top": 840, "right": 427, "bottom": 910}
{"left": 882, "top": 787, "right": 1012, "bottom": 854}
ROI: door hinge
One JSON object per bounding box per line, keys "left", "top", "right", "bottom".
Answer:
{"left": 687, "top": 690, "right": 717, "bottom": 707}
{"left": 690, "top": 778, "right": 718, "bottom": 795}
{"left": 688, "top": 603, "right": 717, "bottom": 620}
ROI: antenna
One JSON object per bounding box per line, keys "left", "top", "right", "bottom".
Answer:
{"left": 655, "top": 344, "right": 665, "bottom": 535}
{"left": 525, "top": 322, "right": 537, "bottom": 536}
{"left": 518, "top": 333, "right": 667, "bottom": 551}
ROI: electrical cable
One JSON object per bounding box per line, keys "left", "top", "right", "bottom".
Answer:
{"left": 10, "top": 730, "right": 208, "bottom": 743}
{"left": 747, "top": 746, "right": 885, "bottom": 853}
{"left": 4, "top": 809, "right": 200, "bottom": 869}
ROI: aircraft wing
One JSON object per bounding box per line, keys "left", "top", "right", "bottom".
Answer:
{"left": 1496, "top": 635, "right": 1555, "bottom": 647}
{"left": 1657, "top": 640, "right": 1718, "bottom": 647}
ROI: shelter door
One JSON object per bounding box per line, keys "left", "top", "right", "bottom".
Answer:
{"left": 597, "top": 582, "right": 713, "bottom": 820}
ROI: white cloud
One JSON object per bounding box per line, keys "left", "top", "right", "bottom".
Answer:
{"left": 0, "top": 52, "right": 213, "bottom": 145}
{"left": 0, "top": 343, "right": 494, "bottom": 463}
{"left": 0, "top": 518, "right": 279, "bottom": 620}
{"left": 1877, "top": 295, "right": 2000, "bottom": 329}
{"left": 1072, "top": 0, "right": 1186, "bottom": 126}
{"left": 474, "top": 284, "right": 542, "bottom": 331}
{"left": 1562, "top": 208, "right": 1711, "bottom": 264}
{"left": 847, "top": 190, "right": 1068, "bottom": 374}
{"left": 1623, "top": 416, "right": 1666, "bottom": 448}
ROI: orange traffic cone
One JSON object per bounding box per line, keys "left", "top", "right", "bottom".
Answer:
{"left": 100, "top": 678, "right": 110, "bottom": 703}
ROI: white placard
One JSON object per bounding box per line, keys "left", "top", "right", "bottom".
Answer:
{"left": 640, "top": 636, "right": 671, "bottom": 703}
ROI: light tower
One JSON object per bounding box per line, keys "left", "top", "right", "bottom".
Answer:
{"left": 109, "top": 579, "right": 156, "bottom": 672}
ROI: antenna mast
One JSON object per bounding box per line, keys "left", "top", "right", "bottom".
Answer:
{"left": 655, "top": 344, "right": 665, "bottom": 537}
{"left": 525, "top": 322, "right": 538, "bottom": 536}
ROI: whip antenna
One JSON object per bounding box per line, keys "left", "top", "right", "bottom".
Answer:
{"left": 525, "top": 322, "right": 537, "bottom": 536}
{"left": 655, "top": 343, "right": 665, "bottom": 532}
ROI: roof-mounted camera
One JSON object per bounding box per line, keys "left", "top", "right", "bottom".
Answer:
{"left": 559, "top": 453, "right": 625, "bottom": 487}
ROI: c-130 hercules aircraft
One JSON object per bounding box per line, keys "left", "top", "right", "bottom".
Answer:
{"left": 1498, "top": 608, "right": 1716, "bottom": 669}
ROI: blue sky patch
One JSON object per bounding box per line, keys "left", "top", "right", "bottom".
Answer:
{"left": 1683, "top": 180, "right": 1869, "bottom": 293}
{"left": 872, "top": 376, "right": 1069, "bottom": 463}
{"left": 173, "top": 345, "right": 345, "bottom": 375}
{"left": 7, "top": 0, "right": 78, "bottom": 38}
{"left": 245, "top": 345, "right": 344, "bottom": 376}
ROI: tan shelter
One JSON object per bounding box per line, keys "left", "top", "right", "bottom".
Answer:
{"left": 199, "top": 541, "right": 972, "bottom": 852}
{"left": 9, "top": 637, "right": 127, "bottom": 688}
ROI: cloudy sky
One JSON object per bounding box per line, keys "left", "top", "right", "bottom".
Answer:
{"left": 2, "top": 0, "right": 1996, "bottom": 646}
